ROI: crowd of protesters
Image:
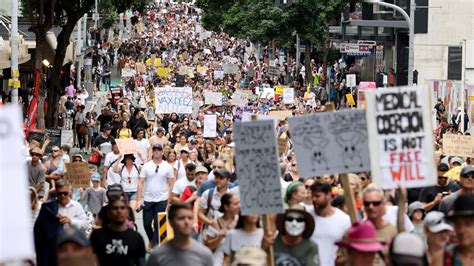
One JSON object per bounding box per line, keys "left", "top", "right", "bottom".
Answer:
{"left": 24, "top": 2, "right": 474, "bottom": 266}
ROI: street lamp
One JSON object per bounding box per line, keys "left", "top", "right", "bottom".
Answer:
{"left": 363, "top": 0, "right": 415, "bottom": 86}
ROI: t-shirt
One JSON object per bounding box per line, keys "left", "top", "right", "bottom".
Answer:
{"left": 200, "top": 187, "right": 229, "bottom": 221}
{"left": 93, "top": 135, "right": 115, "bottom": 155}
{"left": 117, "top": 163, "right": 140, "bottom": 192}
{"left": 172, "top": 177, "right": 195, "bottom": 197}
{"left": 104, "top": 152, "right": 122, "bottom": 186}
{"left": 418, "top": 182, "right": 460, "bottom": 211}
{"left": 140, "top": 160, "right": 174, "bottom": 202}
{"left": 377, "top": 222, "right": 398, "bottom": 242}
{"left": 308, "top": 206, "right": 351, "bottom": 266}
{"left": 383, "top": 205, "right": 415, "bottom": 232}
{"left": 273, "top": 235, "right": 320, "bottom": 266}
{"left": 222, "top": 228, "right": 264, "bottom": 260}
{"left": 84, "top": 187, "right": 107, "bottom": 214}
{"left": 90, "top": 227, "right": 145, "bottom": 266}
{"left": 134, "top": 139, "right": 150, "bottom": 165}
{"left": 147, "top": 240, "right": 213, "bottom": 266}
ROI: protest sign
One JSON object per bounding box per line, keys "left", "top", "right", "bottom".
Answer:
{"left": 205, "top": 91, "right": 223, "bottom": 106}
{"left": 283, "top": 87, "right": 294, "bottom": 104}
{"left": 278, "top": 138, "right": 288, "bottom": 155}
{"left": 192, "top": 101, "right": 201, "bottom": 117}
{"left": 121, "top": 68, "right": 135, "bottom": 77}
{"left": 178, "top": 66, "right": 188, "bottom": 75}
{"left": 203, "top": 115, "right": 217, "bottom": 138}
{"left": 261, "top": 87, "right": 275, "bottom": 99}
{"left": 275, "top": 85, "right": 284, "bottom": 95}
{"left": 443, "top": 134, "right": 474, "bottom": 158}
{"left": 232, "top": 91, "right": 248, "bottom": 106}
{"left": 268, "top": 66, "right": 279, "bottom": 77}
{"left": 154, "top": 58, "right": 162, "bottom": 67}
{"left": 365, "top": 86, "right": 436, "bottom": 189}
{"left": 115, "top": 139, "right": 139, "bottom": 155}
{"left": 214, "top": 69, "right": 224, "bottom": 79}
{"left": 288, "top": 110, "right": 370, "bottom": 177}
{"left": 155, "top": 87, "right": 193, "bottom": 114}
{"left": 346, "top": 74, "right": 356, "bottom": 87}
{"left": 234, "top": 119, "right": 284, "bottom": 215}
{"left": 64, "top": 162, "right": 91, "bottom": 188}
{"left": 175, "top": 75, "right": 185, "bottom": 87}
{"left": 197, "top": 66, "right": 207, "bottom": 75}
{"left": 222, "top": 63, "right": 239, "bottom": 74}
{"left": 0, "top": 106, "right": 34, "bottom": 261}
{"left": 233, "top": 106, "right": 254, "bottom": 121}
{"left": 269, "top": 110, "right": 293, "bottom": 121}
{"left": 195, "top": 25, "right": 201, "bottom": 33}
{"left": 157, "top": 67, "right": 169, "bottom": 77}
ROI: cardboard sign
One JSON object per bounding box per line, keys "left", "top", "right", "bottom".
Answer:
{"left": 346, "top": 94, "right": 355, "bottom": 106}
{"left": 443, "top": 134, "right": 474, "bottom": 158}
{"left": 222, "top": 64, "right": 239, "bottom": 74}
{"left": 203, "top": 115, "right": 217, "bottom": 138}
{"left": 288, "top": 110, "right": 370, "bottom": 177}
{"left": 269, "top": 110, "right": 293, "bottom": 121}
{"left": 234, "top": 120, "right": 284, "bottom": 215}
{"left": 115, "top": 139, "right": 139, "bottom": 155}
{"left": 214, "top": 70, "right": 224, "bottom": 79}
{"left": 232, "top": 91, "right": 248, "bottom": 106}
{"left": 278, "top": 138, "right": 288, "bottom": 155}
{"left": 346, "top": 74, "right": 356, "bottom": 87}
{"left": 283, "top": 88, "right": 294, "bottom": 104}
{"left": 64, "top": 162, "right": 91, "bottom": 188}
{"left": 157, "top": 67, "right": 169, "bottom": 77}
{"left": 27, "top": 128, "right": 62, "bottom": 154}
{"left": 121, "top": 68, "right": 135, "bottom": 77}
{"left": 0, "top": 106, "right": 35, "bottom": 261}
{"left": 155, "top": 87, "right": 193, "bottom": 114}
{"left": 205, "top": 91, "right": 223, "bottom": 106}
{"left": 275, "top": 85, "right": 284, "bottom": 95}
{"left": 365, "top": 86, "right": 436, "bottom": 189}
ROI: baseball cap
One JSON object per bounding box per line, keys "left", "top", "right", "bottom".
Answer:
{"left": 152, "top": 143, "right": 163, "bottom": 150}
{"left": 449, "top": 156, "right": 464, "bottom": 165}
{"left": 448, "top": 194, "right": 474, "bottom": 217}
{"left": 214, "top": 168, "right": 232, "bottom": 179}
{"left": 56, "top": 226, "right": 90, "bottom": 247}
{"left": 102, "top": 124, "right": 112, "bottom": 131}
{"left": 91, "top": 172, "right": 101, "bottom": 181}
{"left": 180, "top": 146, "right": 190, "bottom": 153}
{"left": 460, "top": 166, "right": 474, "bottom": 177}
{"left": 390, "top": 232, "right": 426, "bottom": 265}
{"left": 195, "top": 166, "right": 209, "bottom": 175}
{"left": 423, "top": 211, "right": 453, "bottom": 233}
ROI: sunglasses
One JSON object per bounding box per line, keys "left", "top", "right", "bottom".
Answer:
{"left": 57, "top": 191, "right": 69, "bottom": 197}
{"left": 285, "top": 217, "right": 305, "bottom": 223}
{"left": 30, "top": 153, "right": 42, "bottom": 157}
{"left": 363, "top": 201, "right": 382, "bottom": 208}
{"left": 155, "top": 165, "right": 160, "bottom": 173}
{"left": 438, "top": 176, "right": 448, "bottom": 180}
{"left": 461, "top": 174, "right": 474, "bottom": 179}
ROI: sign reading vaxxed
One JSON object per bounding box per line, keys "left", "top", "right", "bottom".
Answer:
{"left": 155, "top": 87, "right": 193, "bottom": 114}
{"left": 233, "top": 120, "right": 284, "bottom": 215}
{"left": 365, "top": 87, "right": 436, "bottom": 189}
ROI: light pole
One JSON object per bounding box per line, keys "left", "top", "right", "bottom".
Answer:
{"left": 11, "top": 0, "right": 19, "bottom": 103}
{"left": 364, "top": 0, "right": 415, "bottom": 86}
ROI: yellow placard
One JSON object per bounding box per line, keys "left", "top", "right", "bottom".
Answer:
{"left": 196, "top": 66, "right": 207, "bottom": 74}
{"left": 275, "top": 85, "right": 283, "bottom": 95}
{"left": 13, "top": 80, "right": 21, "bottom": 89}
{"left": 12, "top": 69, "right": 19, "bottom": 78}
{"left": 469, "top": 95, "right": 474, "bottom": 101}
{"left": 188, "top": 72, "right": 194, "bottom": 79}
{"left": 154, "top": 58, "right": 162, "bottom": 67}
{"left": 8, "top": 79, "right": 13, "bottom": 87}
{"left": 145, "top": 58, "right": 152, "bottom": 65}
{"left": 157, "top": 67, "right": 169, "bottom": 77}
{"left": 346, "top": 94, "right": 355, "bottom": 106}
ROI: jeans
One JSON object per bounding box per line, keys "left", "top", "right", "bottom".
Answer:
{"left": 143, "top": 200, "right": 167, "bottom": 246}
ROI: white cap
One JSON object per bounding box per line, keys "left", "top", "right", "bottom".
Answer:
{"left": 391, "top": 232, "right": 426, "bottom": 257}
{"left": 423, "top": 211, "right": 454, "bottom": 233}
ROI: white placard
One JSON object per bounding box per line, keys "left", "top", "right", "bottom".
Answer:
{"left": 0, "top": 106, "right": 34, "bottom": 261}
{"left": 214, "top": 70, "right": 224, "bottom": 79}
{"left": 154, "top": 87, "right": 193, "bottom": 114}
{"left": 283, "top": 87, "right": 295, "bottom": 104}
{"left": 222, "top": 63, "right": 239, "bottom": 74}
{"left": 205, "top": 91, "right": 223, "bottom": 106}
{"left": 365, "top": 86, "right": 436, "bottom": 189}
{"left": 261, "top": 87, "right": 275, "bottom": 99}
{"left": 346, "top": 74, "right": 356, "bottom": 87}
{"left": 234, "top": 120, "right": 284, "bottom": 215}
{"left": 203, "top": 115, "right": 217, "bottom": 138}
{"left": 195, "top": 25, "right": 202, "bottom": 33}
{"left": 232, "top": 91, "right": 248, "bottom": 106}
{"left": 121, "top": 68, "right": 135, "bottom": 77}
{"left": 288, "top": 110, "right": 370, "bottom": 177}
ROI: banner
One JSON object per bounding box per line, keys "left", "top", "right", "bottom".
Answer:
{"left": 203, "top": 115, "right": 217, "bottom": 138}
{"left": 205, "top": 91, "right": 223, "bottom": 106}
{"left": 64, "top": 162, "right": 91, "bottom": 188}
{"left": 232, "top": 91, "right": 248, "bottom": 106}
{"left": 155, "top": 87, "right": 193, "bottom": 114}
{"left": 115, "top": 139, "right": 139, "bottom": 155}
{"left": 234, "top": 120, "right": 284, "bottom": 215}
{"left": 443, "top": 134, "right": 474, "bottom": 158}
{"left": 283, "top": 87, "right": 294, "bottom": 104}
{"left": 365, "top": 86, "right": 436, "bottom": 189}
{"left": 288, "top": 110, "right": 370, "bottom": 177}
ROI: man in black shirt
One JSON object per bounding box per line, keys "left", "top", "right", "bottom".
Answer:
{"left": 97, "top": 108, "right": 113, "bottom": 132}
{"left": 90, "top": 196, "right": 146, "bottom": 266}
{"left": 419, "top": 163, "right": 460, "bottom": 212}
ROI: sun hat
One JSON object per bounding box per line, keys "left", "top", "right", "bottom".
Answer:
{"left": 120, "top": 153, "right": 136, "bottom": 164}
{"left": 275, "top": 208, "right": 315, "bottom": 239}
{"left": 390, "top": 232, "right": 426, "bottom": 265}
{"left": 448, "top": 194, "right": 474, "bottom": 218}
{"left": 407, "top": 201, "right": 424, "bottom": 217}
{"left": 336, "top": 221, "right": 387, "bottom": 252}
{"left": 231, "top": 246, "right": 267, "bottom": 266}
{"left": 423, "top": 211, "right": 453, "bottom": 232}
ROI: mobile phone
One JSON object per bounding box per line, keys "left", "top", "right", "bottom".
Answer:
{"left": 442, "top": 192, "right": 450, "bottom": 197}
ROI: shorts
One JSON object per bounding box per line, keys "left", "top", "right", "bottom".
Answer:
{"left": 125, "top": 192, "right": 137, "bottom": 201}
{"left": 87, "top": 128, "right": 94, "bottom": 137}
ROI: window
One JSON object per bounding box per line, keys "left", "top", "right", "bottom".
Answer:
{"left": 447, "top": 47, "right": 462, "bottom": 80}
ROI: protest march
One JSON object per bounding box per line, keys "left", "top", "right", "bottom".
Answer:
{"left": 2, "top": 2, "right": 474, "bottom": 266}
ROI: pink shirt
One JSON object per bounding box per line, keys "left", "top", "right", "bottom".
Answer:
{"left": 65, "top": 85, "right": 75, "bottom": 97}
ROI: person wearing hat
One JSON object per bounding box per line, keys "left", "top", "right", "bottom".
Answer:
{"left": 419, "top": 163, "right": 459, "bottom": 213}
{"left": 27, "top": 147, "right": 47, "bottom": 199}
{"left": 439, "top": 165, "right": 474, "bottom": 216}
{"left": 82, "top": 172, "right": 107, "bottom": 217}
{"left": 422, "top": 211, "right": 453, "bottom": 265}
{"left": 198, "top": 168, "right": 232, "bottom": 228}
{"left": 389, "top": 232, "right": 426, "bottom": 266}
{"left": 56, "top": 226, "right": 95, "bottom": 266}
{"left": 407, "top": 201, "right": 426, "bottom": 243}
{"left": 285, "top": 181, "right": 306, "bottom": 209}
{"left": 112, "top": 153, "right": 140, "bottom": 210}
{"left": 92, "top": 123, "right": 115, "bottom": 163}
{"left": 137, "top": 143, "right": 174, "bottom": 248}
{"left": 274, "top": 208, "right": 319, "bottom": 266}
{"left": 336, "top": 221, "right": 388, "bottom": 266}
{"left": 148, "top": 126, "right": 168, "bottom": 152}
{"left": 170, "top": 163, "right": 197, "bottom": 203}
{"left": 444, "top": 194, "right": 474, "bottom": 265}
{"left": 177, "top": 146, "right": 192, "bottom": 179}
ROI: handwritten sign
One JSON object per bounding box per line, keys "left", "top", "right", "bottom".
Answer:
{"left": 365, "top": 86, "right": 436, "bottom": 189}
{"left": 157, "top": 67, "right": 169, "bottom": 77}
{"left": 261, "top": 87, "right": 275, "bottom": 99}
{"left": 205, "top": 91, "right": 223, "bottom": 106}
{"left": 288, "top": 110, "right": 370, "bottom": 177}
{"left": 346, "top": 74, "right": 356, "bottom": 87}
{"left": 443, "top": 134, "right": 474, "bottom": 158}
{"left": 234, "top": 120, "right": 284, "bottom": 215}
{"left": 275, "top": 86, "right": 284, "bottom": 95}
{"left": 121, "top": 68, "right": 135, "bottom": 77}
{"left": 283, "top": 88, "right": 294, "bottom": 104}
{"left": 115, "top": 139, "right": 139, "bottom": 155}
{"left": 223, "top": 64, "right": 239, "bottom": 74}
{"left": 154, "top": 58, "right": 162, "bottom": 67}
{"left": 203, "top": 115, "right": 217, "bottom": 138}
{"left": 232, "top": 91, "right": 248, "bottom": 106}
{"left": 155, "top": 87, "right": 193, "bottom": 114}
{"left": 269, "top": 110, "right": 293, "bottom": 121}
{"left": 197, "top": 66, "right": 207, "bottom": 75}
{"left": 64, "top": 162, "right": 91, "bottom": 188}
{"left": 214, "top": 70, "right": 224, "bottom": 79}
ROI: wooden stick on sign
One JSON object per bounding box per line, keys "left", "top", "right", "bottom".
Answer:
{"left": 250, "top": 114, "right": 276, "bottom": 266}
{"left": 340, "top": 173, "right": 358, "bottom": 223}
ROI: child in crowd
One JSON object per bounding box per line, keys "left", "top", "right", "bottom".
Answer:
{"left": 82, "top": 172, "right": 107, "bottom": 217}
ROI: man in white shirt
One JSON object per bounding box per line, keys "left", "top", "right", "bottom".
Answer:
{"left": 170, "top": 163, "right": 197, "bottom": 203}
{"left": 55, "top": 179, "right": 89, "bottom": 231}
{"left": 308, "top": 182, "right": 351, "bottom": 266}
{"left": 137, "top": 143, "right": 174, "bottom": 247}
{"left": 103, "top": 142, "right": 121, "bottom": 186}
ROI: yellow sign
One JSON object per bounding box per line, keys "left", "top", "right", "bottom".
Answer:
{"left": 157, "top": 67, "right": 169, "bottom": 77}
{"left": 158, "top": 212, "right": 174, "bottom": 245}
{"left": 8, "top": 79, "right": 13, "bottom": 87}
{"left": 145, "top": 58, "right": 152, "bottom": 65}
{"left": 12, "top": 69, "right": 19, "bottom": 78}
{"left": 275, "top": 85, "right": 283, "bottom": 95}
{"left": 13, "top": 80, "right": 21, "bottom": 89}
{"left": 154, "top": 58, "right": 162, "bottom": 67}
{"left": 346, "top": 94, "right": 355, "bottom": 106}
{"left": 196, "top": 66, "right": 207, "bottom": 74}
